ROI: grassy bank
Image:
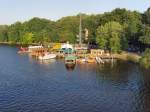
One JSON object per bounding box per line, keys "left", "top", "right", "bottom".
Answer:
{"left": 112, "top": 51, "right": 141, "bottom": 63}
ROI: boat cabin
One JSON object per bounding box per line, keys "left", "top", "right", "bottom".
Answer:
{"left": 28, "top": 45, "right": 43, "bottom": 52}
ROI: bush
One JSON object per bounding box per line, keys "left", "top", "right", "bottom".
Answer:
{"left": 140, "top": 48, "right": 150, "bottom": 69}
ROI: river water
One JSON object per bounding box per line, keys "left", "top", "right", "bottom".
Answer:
{"left": 0, "top": 45, "right": 150, "bottom": 112}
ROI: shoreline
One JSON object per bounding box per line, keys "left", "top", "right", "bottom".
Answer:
{"left": 0, "top": 42, "right": 141, "bottom": 63}
{"left": 112, "top": 52, "right": 141, "bottom": 63}
{"left": 0, "top": 42, "right": 39, "bottom": 46}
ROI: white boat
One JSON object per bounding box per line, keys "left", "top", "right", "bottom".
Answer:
{"left": 28, "top": 45, "right": 43, "bottom": 52}
{"left": 61, "top": 41, "right": 73, "bottom": 50}
{"left": 39, "top": 53, "right": 56, "bottom": 60}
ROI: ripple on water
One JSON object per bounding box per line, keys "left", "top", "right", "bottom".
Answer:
{"left": 0, "top": 46, "right": 150, "bottom": 112}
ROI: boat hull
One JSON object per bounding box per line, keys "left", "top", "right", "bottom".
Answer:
{"left": 87, "top": 59, "right": 96, "bottom": 63}
{"left": 76, "top": 58, "right": 86, "bottom": 63}
{"left": 39, "top": 54, "right": 56, "bottom": 60}
{"left": 18, "top": 51, "right": 29, "bottom": 54}
{"left": 65, "top": 55, "right": 76, "bottom": 70}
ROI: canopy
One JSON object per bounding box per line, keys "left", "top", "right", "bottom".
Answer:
{"left": 61, "top": 43, "right": 73, "bottom": 50}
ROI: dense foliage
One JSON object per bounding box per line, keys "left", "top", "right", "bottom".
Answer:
{"left": 0, "top": 8, "right": 150, "bottom": 52}
{"left": 96, "top": 21, "right": 123, "bottom": 52}
{"left": 140, "top": 48, "right": 150, "bottom": 68}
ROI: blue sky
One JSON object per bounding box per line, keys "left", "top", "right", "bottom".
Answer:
{"left": 0, "top": 0, "right": 150, "bottom": 24}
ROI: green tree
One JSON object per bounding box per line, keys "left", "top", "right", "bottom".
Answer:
{"left": 0, "top": 7, "right": 149, "bottom": 53}
{"left": 0, "top": 25, "right": 8, "bottom": 42}
{"left": 7, "top": 22, "right": 23, "bottom": 43}
{"left": 96, "top": 25, "right": 108, "bottom": 49}
{"left": 143, "top": 7, "right": 150, "bottom": 25}
{"left": 140, "top": 48, "right": 150, "bottom": 68}
{"left": 82, "top": 15, "right": 100, "bottom": 43}
{"left": 139, "top": 25, "right": 150, "bottom": 45}
{"left": 56, "top": 16, "right": 79, "bottom": 43}
{"left": 22, "top": 17, "right": 56, "bottom": 43}
{"left": 96, "top": 21, "right": 123, "bottom": 52}
{"left": 22, "top": 32, "right": 34, "bottom": 44}
{"left": 109, "top": 33, "right": 121, "bottom": 52}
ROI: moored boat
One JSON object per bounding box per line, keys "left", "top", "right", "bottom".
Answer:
{"left": 76, "top": 58, "right": 86, "bottom": 63}
{"left": 18, "top": 47, "right": 29, "bottom": 54}
{"left": 38, "top": 53, "right": 56, "bottom": 60}
{"left": 76, "top": 57, "right": 96, "bottom": 63}
{"left": 65, "top": 55, "right": 76, "bottom": 69}
{"left": 86, "top": 58, "right": 96, "bottom": 63}
{"left": 28, "top": 45, "right": 43, "bottom": 53}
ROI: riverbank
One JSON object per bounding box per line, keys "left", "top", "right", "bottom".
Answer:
{"left": 112, "top": 51, "right": 141, "bottom": 63}
{"left": 0, "top": 42, "right": 39, "bottom": 46}
{"left": 0, "top": 43, "right": 142, "bottom": 64}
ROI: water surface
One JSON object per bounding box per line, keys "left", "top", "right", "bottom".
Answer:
{"left": 0, "top": 45, "right": 150, "bottom": 112}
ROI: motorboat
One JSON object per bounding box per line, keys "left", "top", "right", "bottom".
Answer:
{"left": 38, "top": 53, "right": 56, "bottom": 60}
{"left": 28, "top": 45, "right": 43, "bottom": 53}
{"left": 65, "top": 55, "right": 76, "bottom": 70}
{"left": 18, "top": 47, "right": 29, "bottom": 54}
{"left": 86, "top": 58, "right": 96, "bottom": 63}
{"left": 76, "top": 58, "right": 87, "bottom": 63}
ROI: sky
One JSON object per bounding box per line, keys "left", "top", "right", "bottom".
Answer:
{"left": 0, "top": 0, "right": 150, "bottom": 25}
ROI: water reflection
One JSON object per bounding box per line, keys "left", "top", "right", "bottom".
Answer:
{"left": 95, "top": 61, "right": 150, "bottom": 112}
{"left": 77, "top": 63, "right": 96, "bottom": 71}
{"left": 65, "top": 65, "right": 76, "bottom": 71}
{"left": 138, "top": 69, "right": 150, "bottom": 112}
{"left": 38, "top": 59, "right": 56, "bottom": 65}
{"left": 95, "top": 60, "right": 132, "bottom": 82}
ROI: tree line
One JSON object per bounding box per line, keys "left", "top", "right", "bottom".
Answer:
{"left": 0, "top": 8, "right": 150, "bottom": 53}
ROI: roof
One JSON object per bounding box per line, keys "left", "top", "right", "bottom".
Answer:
{"left": 61, "top": 43, "right": 73, "bottom": 49}
{"left": 58, "top": 48, "right": 75, "bottom": 53}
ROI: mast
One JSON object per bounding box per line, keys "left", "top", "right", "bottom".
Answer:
{"left": 79, "top": 13, "right": 82, "bottom": 46}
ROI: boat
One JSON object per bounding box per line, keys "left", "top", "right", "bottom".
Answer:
{"left": 28, "top": 45, "right": 43, "bottom": 53}
{"left": 60, "top": 42, "right": 75, "bottom": 54}
{"left": 76, "top": 57, "right": 96, "bottom": 63}
{"left": 61, "top": 42, "right": 73, "bottom": 51}
{"left": 76, "top": 58, "right": 87, "bottom": 63}
{"left": 18, "top": 47, "right": 29, "bottom": 54}
{"left": 65, "top": 55, "right": 76, "bottom": 69}
{"left": 86, "top": 58, "right": 96, "bottom": 63}
{"left": 38, "top": 52, "right": 56, "bottom": 60}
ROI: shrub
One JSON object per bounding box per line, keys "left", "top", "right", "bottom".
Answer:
{"left": 140, "top": 48, "right": 150, "bottom": 69}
